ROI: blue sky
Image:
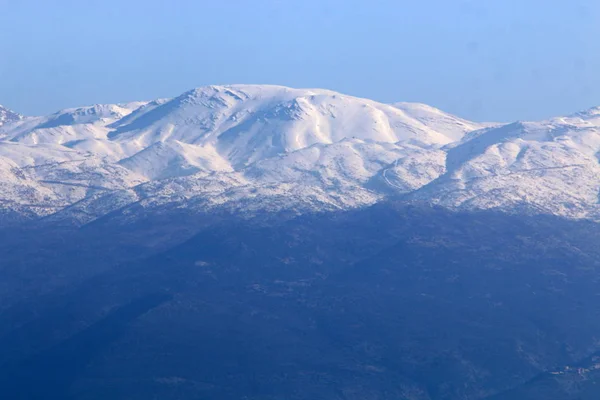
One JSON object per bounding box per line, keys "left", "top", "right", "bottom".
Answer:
{"left": 1, "top": 0, "right": 599, "bottom": 121}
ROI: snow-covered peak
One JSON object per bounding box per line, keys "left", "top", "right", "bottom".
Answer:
{"left": 106, "top": 85, "right": 484, "bottom": 169}
{"left": 0, "top": 105, "right": 23, "bottom": 126}
{"left": 569, "top": 105, "right": 600, "bottom": 120}
{"left": 2, "top": 85, "right": 600, "bottom": 223}
{"left": 405, "top": 107, "right": 600, "bottom": 219}
{"left": 35, "top": 102, "right": 147, "bottom": 129}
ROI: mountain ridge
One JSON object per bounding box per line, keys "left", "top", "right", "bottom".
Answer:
{"left": 1, "top": 84, "right": 599, "bottom": 224}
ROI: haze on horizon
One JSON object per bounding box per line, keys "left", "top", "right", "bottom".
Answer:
{"left": 1, "top": 0, "right": 600, "bottom": 122}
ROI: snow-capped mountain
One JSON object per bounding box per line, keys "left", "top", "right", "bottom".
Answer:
{"left": 1, "top": 84, "right": 599, "bottom": 223}
{"left": 408, "top": 111, "right": 600, "bottom": 218}
{"left": 0, "top": 105, "right": 22, "bottom": 128}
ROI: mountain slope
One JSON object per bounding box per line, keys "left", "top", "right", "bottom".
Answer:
{"left": 4, "top": 206, "right": 600, "bottom": 399}
{"left": 0, "top": 105, "right": 22, "bottom": 128}
{"left": 1, "top": 85, "right": 600, "bottom": 223}
{"left": 409, "top": 113, "right": 600, "bottom": 218}
{"left": 0, "top": 85, "right": 487, "bottom": 222}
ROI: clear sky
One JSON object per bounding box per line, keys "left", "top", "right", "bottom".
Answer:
{"left": 1, "top": 0, "right": 599, "bottom": 122}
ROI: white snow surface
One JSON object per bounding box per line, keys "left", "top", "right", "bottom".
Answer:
{"left": 0, "top": 105, "right": 23, "bottom": 128}
{"left": 1, "top": 84, "right": 599, "bottom": 223}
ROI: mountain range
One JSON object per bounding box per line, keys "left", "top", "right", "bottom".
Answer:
{"left": 5, "top": 85, "right": 600, "bottom": 400}
{"left": 3, "top": 84, "right": 600, "bottom": 224}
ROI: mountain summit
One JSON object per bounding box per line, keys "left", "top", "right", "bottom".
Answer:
{"left": 0, "top": 105, "right": 22, "bottom": 127}
{"left": 0, "top": 85, "right": 599, "bottom": 223}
